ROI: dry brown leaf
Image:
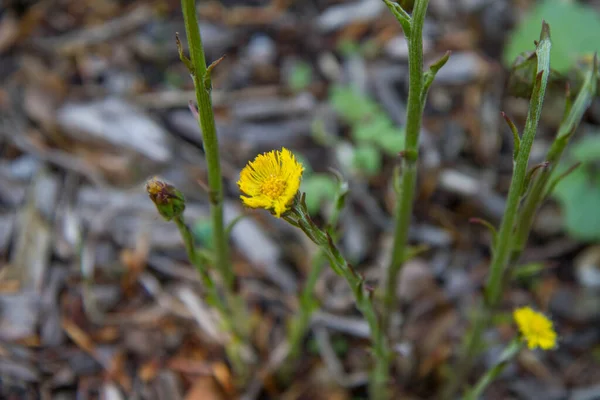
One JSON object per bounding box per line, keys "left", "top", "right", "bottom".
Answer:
{"left": 138, "top": 359, "right": 160, "bottom": 383}
{"left": 61, "top": 318, "right": 97, "bottom": 356}
{"left": 185, "top": 376, "right": 226, "bottom": 400}
{"left": 211, "top": 362, "right": 235, "bottom": 398}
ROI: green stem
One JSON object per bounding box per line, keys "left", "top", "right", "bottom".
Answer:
{"left": 180, "top": 0, "right": 233, "bottom": 291}
{"left": 442, "top": 24, "right": 551, "bottom": 400}
{"left": 174, "top": 216, "right": 227, "bottom": 317}
{"left": 511, "top": 60, "right": 599, "bottom": 263}
{"left": 463, "top": 339, "right": 522, "bottom": 400}
{"left": 286, "top": 251, "right": 326, "bottom": 363}
{"left": 484, "top": 23, "right": 551, "bottom": 308}
{"left": 287, "top": 199, "right": 390, "bottom": 400}
{"left": 383, "top": 0, "right": 429, "bottom": 334}
{"left": 440, "top": 303, "right": 489, "bottom": 400}
{"left": 174, "top": 215, "right": 248, "bottom": 378}
{"left": 287, "top": 185, "right": 346, "bottom": 364}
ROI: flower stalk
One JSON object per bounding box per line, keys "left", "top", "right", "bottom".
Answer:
{"left": 463, "top": 339, "right": 522, "bottom": 400}
{"left": 146, "top": 178, "right": 249, "bottom": 378}
{"left": 286, "top": 177, "right": 348, "bottom": 364}
{"left": 382, "top": 0, "right": 448, "bottom": 334}
{"left": 180, "top": 0, "right": 233, "bottom": 290}
{"left": 284, "top": 195, "right": 390, "bottom": 400}
{"left": 464, "top": 307, "right": 556, "bottom": 399}
{"left": 442, "top": 23, "right": 552, "bottom": 399}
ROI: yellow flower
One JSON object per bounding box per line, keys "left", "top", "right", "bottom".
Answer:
{"left": 238, "top": 147, "right": 304, "bottom": 217}
{"left": 513, "top": 306, "right": 557, "bottom": 350}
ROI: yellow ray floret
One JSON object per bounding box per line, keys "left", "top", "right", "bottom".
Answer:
{"left": 513, "top": 306, "right": 557, "bottom": 350}
{"left": 238, "top": 147, "right": 304, "bottom": 217}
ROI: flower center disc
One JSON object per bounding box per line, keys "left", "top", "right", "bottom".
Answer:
{"left": 261, "top": 176, "right": 286, "bottom": 199}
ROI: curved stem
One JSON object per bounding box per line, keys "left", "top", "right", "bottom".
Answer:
{"left": 291, "top": 202, "right": 390, "bottom": 399}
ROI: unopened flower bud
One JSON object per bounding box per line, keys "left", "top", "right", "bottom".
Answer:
{"left": 146, "top": 177, "right": 186, "bottom": 221}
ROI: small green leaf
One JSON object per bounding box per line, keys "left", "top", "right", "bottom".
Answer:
{"left": 373, "top": 128, "right": 405, "bottom": 155}
{"left": 571, "top": 136, "right": 600, "bottom": 163}
{"left": 330, "top": 85, "right": 381, "bottom": 125}
{"left": 301, "top": 174, "right": 338, "bottom": 215}
{"left": 553, "top": 135, "right": 600, "bottom": 240}
{"left": 337, "top": 39, "right": 360, "bottom": 57}
{"left": 512, "top": 262, "right": 546, "bottom": 279}
{"left": 504, "top": 0, "right": 600, "bottom": 73}
{"left": 352, "top": 144, "right": 382, "bottom": 176}
{"left": 287, "top": 61, "right": 313, "bottom": 92}
{"left": 502, "top": 112, "right": 521, "bottom": 161}
{"left": 353, "top": 117, "right": 394, "bottom": 142}
{"left": 382, "top": 0, "right": 412, "bottom": 37}
{"left": 192, "top": 218, "right": 213, "bottom": 248}
{"left": 294, "top": 153, "right": 314, "bottom": 175}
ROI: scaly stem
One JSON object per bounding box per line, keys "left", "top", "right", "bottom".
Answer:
{"left": 287, "top": 182, "right": 347, "bottom": 365}
{"left": 383, "top": 0, "right": 429, "bottom": 333}
{"left": 174, "top": 215, "right": 248, "bottom": 379}
{"left": 286, "top": 198, "right": 390, "bottom": 400}
{"left": 286, "top": 251, "right": 327, "bottom": 364}
{"left": 511, "top": 59, "right": 599, "bottom": 263}
{"left": 463, "top": 339, "right": 522, "bottom": 400}
{"left": 442, "top": 24, "right": 552, "bottom": 400}
{"left": 485, "top": 25, "right": 551, "bottom": 307}
{"left": 174, "top": 216, "right": 226, "bottom": 315}
{"left": 180, "top": 0, "right": 233, "bottom": 290}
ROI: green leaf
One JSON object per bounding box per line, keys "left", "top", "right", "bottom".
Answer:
{"left": 511, "top": 262, "right": 546, "bottom": 282}
{"left": 287, "top": 61, "right": 313, "bottom": 92}
{"left": 192, "top": 218, "right": 213, "bottom": 248}
{"left": 373, "top": 128, "right": 405, "bottom": 155}
{"left": 352, "top": 144, "right": 382, "bottom": 176}
{"left": 301, "top": 174, "right": 338, "bottom": 215}
{"left": 294, "top": 153, "right": 314, "bottom": 175}
{"left": 571, "top": 135, "right": 600, "bottom": 163}
{"left": 329, "top": 85, "right": 381, "bottom": 125}
{"left": 337, "top": 39, "right": 360, "bottom": 57}
{"left": 553, "top": 135, "right": 600, "bottom": 240}
{"left": 353, "top": 117, "right": 395, "bottom": 142}
{"left": 504, "top": 0, "right": 600, "bottom": 73}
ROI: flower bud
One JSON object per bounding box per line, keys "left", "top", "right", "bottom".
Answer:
{"left": 146, "top": 177, "right": 186, "bottom": 221}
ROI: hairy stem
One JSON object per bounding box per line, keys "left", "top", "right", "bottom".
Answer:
{"left": 180, "top": 0, "right": 233, "bottom": 290}
{"left": 287, "top": 184, "right": 347, "bottom": 365}
{"left": 383, "top": 0, "right": 429, "bottom": 333}
{"left": 287, "top": 199, "right": 390, "bottom": 400}
{"left": 511, "top": 59, "right": 599, "bottom": 263}
{"left": 442, "top": 23, "right": 552, "bottom": 400}
{"left": 485, "top": 24, "right": 551, "bottom": 307}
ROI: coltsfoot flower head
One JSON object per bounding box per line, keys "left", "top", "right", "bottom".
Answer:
{"left": 146, "top": 177, "right": 186, "bottom": 221}
{"left": 513, "top": 306, "right": 557, "bottom": 350}
{"left": 238, "top": 147, "right": 304, "bottom": 218}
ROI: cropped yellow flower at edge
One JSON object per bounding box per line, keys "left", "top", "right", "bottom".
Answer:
{"left": 513, "top": 306, "right": 557, "bottom": 350}
{"left": 238, "top": 147, "right": 304, "bottom": 218}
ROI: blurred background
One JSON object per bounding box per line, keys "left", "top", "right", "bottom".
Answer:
{"left": 1, "top": 0, "right": 600, "bottom": 399}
